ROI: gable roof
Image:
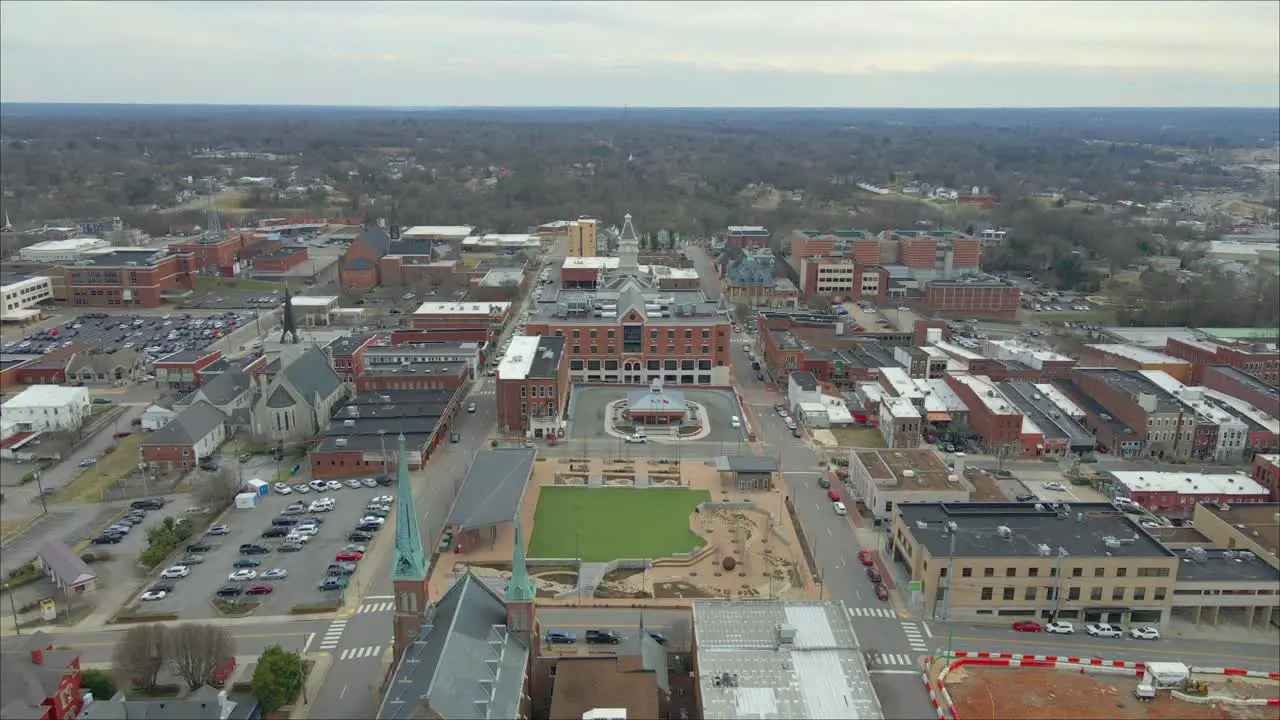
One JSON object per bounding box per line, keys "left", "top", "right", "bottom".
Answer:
{"left": 68, "top": 349, "right": 142, "bottom": 374}
{"left": 279, "top": 348, "right": 343, "bottom": 403}
{"left": 37, "top": 541, "right": 96, "bottom": 588}
{"left": 361, "top": 225, "right": 392, "bottom": 255}
{"left": 143, "top": 400, "right": 226, "bottom": 447}
{"left": 266, "top": 385, "right": 295, "bottom": 409}
{"left": 1, "top": 634, "right": 82, "bottom": 719}
{"left": 377, "top": 574, "right": 529, "bottom": 720}
{"left": 80, "top": 687, "right": 240, "bottom": 720}
{"left": 199, "top": 368, "right": 252, "bottom": 406}
{"left": 446, "top": 448, "right": 536, "bottom": 531}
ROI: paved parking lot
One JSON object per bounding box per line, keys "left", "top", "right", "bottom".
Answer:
{"left": 185, "top": 291, "right": 282, "bottom": 310}
{"left": 1, "top": 312, "right": 254, "bottom": 365}
{"left": 133, "top": 482, "right": 393, "bottom": 619}
{"left": 566, "top": 387, "right": 747, "bottom": 444}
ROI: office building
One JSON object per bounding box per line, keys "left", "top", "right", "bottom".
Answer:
{"left": 496, "top": 335, "right": 569, "bottom": 437}
{"left": 18, "top": 237, "right": 111, "bottom": 264}
{"left": 1, "top": 274, "right": 54, "bottom": 323}
{"left": 58, "top": 248, "right": 194, "bottom": 308}
{"left": 567, "top": 217, "right": 599, "bottom": 257}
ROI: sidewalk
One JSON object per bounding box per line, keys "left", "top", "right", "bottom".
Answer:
{"left": 0, "top": 611, "right": 339, "bottom": 638}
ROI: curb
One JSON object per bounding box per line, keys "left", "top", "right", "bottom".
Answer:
{"left": 0, "top": 512, "right": 48, "bottom": 548}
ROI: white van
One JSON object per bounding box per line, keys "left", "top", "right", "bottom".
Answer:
{"left": 833, "top": 501, "right": 847, "bottom": 516}
{"left": 730, "top": 416, "right": 742, "bottom": 429}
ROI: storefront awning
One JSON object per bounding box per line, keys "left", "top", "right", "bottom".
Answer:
{"left": 927, "top": 412, "right": 952, "bottom": 423}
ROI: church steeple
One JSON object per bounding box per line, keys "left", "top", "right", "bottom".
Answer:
{"left": 280, "top": 288, "right": 299, "bottom": 345}
{"left": 616, "top": 211, "right": 640, "bottom": 277}
{"left": 391, "top": 434, "right": 427, "bottom": 581}
{"left": 505, "top": 517, "right": 535, "bottom": 604}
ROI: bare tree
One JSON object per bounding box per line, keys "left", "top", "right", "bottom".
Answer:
{"left": 666, "top": 618, "right": 692, "bottom": 651}
{"left": 808, "top": 295, "right": 834, "bottom": 313}
{"left": 198, "top": 468, "right": 242, "bottom": 510}
{"left": 167, "top": 623, "right": 236, "bottom": 691}
{"left": 114, "top": 624, "right": 169, "bottom": 693}
{"left": 732, "top": 302, "right": 751, "bottom": 325}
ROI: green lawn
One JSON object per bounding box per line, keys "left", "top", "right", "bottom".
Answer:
{"left": 529, "top": 487, "right": 710, "bottom": 562}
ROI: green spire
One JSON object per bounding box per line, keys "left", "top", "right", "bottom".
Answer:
{"left": 505, "top": 516, "right": 535, "bottom": 604}
{"left": 391, "top": 434, "right": 428, "bottom": 581}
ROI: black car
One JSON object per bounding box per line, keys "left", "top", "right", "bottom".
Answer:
{"left": 1015, "top": 493, "right": 1036, "bottom": 502}
{"left": 303, "top": 516, "right": 325, "bottom": 525}
{"left": 199, "top": 460, "right": 219, "bottom": 471}
{"left": 365, "top": 508, "right": 390, "bottom": 518}
{"left": 585, "top": 629, "right": 622, "bottom": 644}
{"left": 261, "top": 527, "right": 290, "bottom": 538}
{"left": 187, "top": 541, "right": 213, "bottom": 553}
{"left": 239, "top": 544, "right": 271, "bottom": 555}
{"left": 132, "top": 497, "right": 165, "bottom": 511}
{"left": 270, "top": 517, "right": 299, "bottom": 527}
{"left": 150, "top": 582, "right": 176, "bottom": 593}
{"left": 348, "top": 530, "right": 375, "bottom": 542}
{"left": 215, "top": 585, "right": 243, "bottom": 597}
{"left": 374, "top": 475, "right": 392, "bottom": 487}
{"left": 91, "top": 533, "right": 123, "bottom": 545}
{"left": 866, "top": 567, "right": 882, "bottom": 583}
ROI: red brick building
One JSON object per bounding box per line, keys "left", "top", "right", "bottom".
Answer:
{"left": 339, "top": 225, "right": 392, "bottom": 291}
{"left": 0, "top": 634, "right": 83, "bottom": 720}
{"left": 153, "top": 349, "right": 223, "bottom": 391}
{"left": 1201, "top": 364, "right": 1280, "bottom": 418}
{"left": 944, "top": 373, "right": 1025, "bottom": 455}
{"left": 1109, "top": 470, "right": 1274, "bottom": 519}
{"left": 237, "top": 237, "right": 284, "bottom": 262}
{"left": 355, "top": 359, "right": 470, "bottom": 393}
{"left": 168, "top": 233, "right": 249, "bottom": 274}
{"left": 309, "top": 389, "right": 461, "bottom": 479}
{"left": 61, "top": 248, "right": 194, "bottom": 308}
{"left": 1164, "top": 337, "right": 1280, "bottom": 385}
{"left": 389, "top": 327, "right": 492, "bottom": 346}
{"left": 496, "top": 335, "right": 569, "bottom": 437}
{"left": 327, "top": 333, "right": 380, "bottom": 381}
{"left": 250, "top": 245, "right": 309, "bottom": 273}
{"left": 924, "top": 281, "right": 1020, "bottom": 319}
{"left": 1251, "top": 454, "right": 1280, "bottom": 501}
{"left": 724, "top": 225, "right": 771, "bottom": 249}
{"left": 411, "top": 301, "right": 511, "bottom": 344}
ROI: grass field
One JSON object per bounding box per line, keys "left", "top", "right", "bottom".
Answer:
{"left": 529, "top": 487, "right": 710, "bottom": 562}
{"left": 56, "top": 433, "right": 144, "bottom": 503}
{"left": 828, "top": 426, "right": 887, "bottom": 449}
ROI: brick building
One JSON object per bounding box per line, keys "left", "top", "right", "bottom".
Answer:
{"left": 1202, "top": 364, "right": 1280, "bottom": 418}
{"left": 1080, "top": 344, "right": 1193, "bottom": 384}
{"left": 924, "top": 281, "right": 1020, "bottom": 319}
{"left": 168, "top": 233, "right": 249, "bottom": 275}
{"left": 1070, "top": 368, "right": 1192, "bottom": 459}
{"left": 309, "top": 389, "right": 462, "bottom": 479}
{"left": 60, "top": 248, "right": 194, "bottom": 308}
{"left": 566, "top": 217, "right": 599, "bottom": 257}
{"left": 724, "top": 225, "right": 771, "bottom": 249}
{"left": 250, "top": 245, "right": 309, "bottom": 273}
{"left": 496, "top": 335, "right": 569, "bottom": 437}
{"left": 1107, "top": 470, "right": 1273, "bottom": 519}
{"left": 355, "top": 359, "right": 470, "bottom": 393}
{"left": 798, "top": 258, "right": 889, "bottom": 302}
{"left": 1251, "top": 454, "right": 1280, "bottom": 501}
{"left": 0, "top": 633, "right": 84, "bottom": 720}
{"left": 339, "top": 225, "right": 392, "bottom": 291}
{"left": 326, "top": 333, "right": 379, "bottom": 381}
{"left": 944, "top": 373, "right": 1026, "bottom": 456}
{"left": 1163, "top": 336, "right": 1280, "bottom": 385}
{"left": 411, "top": 301, "right": 511, "bottom": 344}
{"left": 153, "top": 349, "right": 223, "bottom": 391}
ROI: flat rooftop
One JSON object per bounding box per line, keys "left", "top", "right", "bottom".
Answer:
{"left": 413, "top": 301, "right": 511, "bottom": 316}
{"left": 71, "top": 248, "right": 180, "bottom": 267}
{"left": 999, "top": 379, "right": 1094, "bottom": 445}
{"left": 497, "top": 335, "right": 564, "bottom": 381}
{"left": 1208, "top": 364, "right": 1279, "bottom": 402}
{"left": 897, "top": 502, "right": 1176, "bottom": 560}
{"left": 1074, "top": 367, "right": 1185, "bottom": 414}
{"left": 358, "top": 360, "right": 469, "bottom": 378}
{"left": 1200, "top": 503, "right": 1280, "bottom": 562}
{"left": 1171, "top": 548, "right": 1280, "bottom": 583}
{"left": 856, "top": 449, "right": 953, "bottom": 491}
{"left": 1086, "top": 343, "right": 1191, "bottom": 366}
{"left": 155, "top": 349, "right": 219, "bottom": 364}
{"left": 401, "top": 225, "right": 474, "bottom": 238}
{"left": 692, "top": 600, "right": 883, "bottom": 720}
{"left": 1102, "top": 326, "right": 1205, "bottom": 349}
{"left": 1108, "top": 470, "right": 1270, "bottom": 497}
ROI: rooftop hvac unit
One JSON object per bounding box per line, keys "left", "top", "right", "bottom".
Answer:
{"left": 1037, "top": 543, "right": 1052, "bottom": 557}
{"left": 1103, "top": 536, "right": 1121, "bottom": 549}
{"left": 1223, "top": 550, "right": 1236, "bottom": 561}
{"left": 776, "top": 623, "right": 797, "bottom": 645}
{"left": 997, "top": 525, "right": 1013, "bottom": 539}
{"left": 335, "top": 437, "right": 348, "bottom": 447}
{"left": 343, "top": 419, "right": 355, "bottom": 427}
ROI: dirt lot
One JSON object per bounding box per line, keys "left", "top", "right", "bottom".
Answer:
{"left": 964, "top": 468, "right": 1008, "bottom": 502}
{"left": 946, "top": 666, "right": 1278, "bottom": 720}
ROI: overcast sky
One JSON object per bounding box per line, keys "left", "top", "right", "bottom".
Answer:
{"left": 2, "top": 1, "right": 1277, "bottom": 107}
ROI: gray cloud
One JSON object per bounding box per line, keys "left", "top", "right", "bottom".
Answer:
{"left": 1, "top": 0, "right": 1276, "bottom": 106}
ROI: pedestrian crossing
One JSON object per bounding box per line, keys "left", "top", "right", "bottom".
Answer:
{"left": 338, "top": 645, "right": 385, "bottom": 661}
{"left": 900, "top": 621, "right": 930, "bottom": 653}
{"left": 848, "top": 607, "right": 898, "bottom": 618}
{"left": 865, "top": 652, "right": 916, "bottom": 666}
{"left": 357, "top": 600, "right": 394, "bottom": 614}
{"left": 318, "top": 618, "right": 347, "bottom": 651}
{"left": 471, "top": 388, "right": 495, "bottom": 397}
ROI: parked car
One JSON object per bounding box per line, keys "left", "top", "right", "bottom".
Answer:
{"left": 78, "top": 458, "right": 98, "bottom": 468}
{"left": 545, "top": 630, "right": 576, "bottom": 645}
{"left": 262, "top": 568, "right": 288, "bottom": 580}
{"left": 857, "top": 550, "right": 875, "bottom": 567}
{"left": 866, "top": 567, "right": 881, "bottom": 583}
{"left": 327, "top": 562, "right": 357, "bottom": 576}
{"left": 371, "top": 495, "right": 394, "bottom": 505}
{"left": 341, "top": 544, "right": 366, "bottom": 554}
{"left": 827, "top": 489, "right": 840, "bottom": 502}
{"left": 1015, "top": 493, "right": 1036, "bottom": 502}
{"left": 625, "top": 433, "right": 648, "bottom": 444}
{"left": 112, "top": 431, "right": 132, "bottom": 439}
{"left": 873, "top": 584, "right": 889, "bottom": 601}
{"left": 232, "top": 558, "right": 262, "bottom": 568}
{"left": 228, "top": 569, "right": 258, "bottom": 582}
{"left": 216, "top": 585, "right": 244, "bottom": 597}
{"left": 277, "top": 542, "right": 304, "bottom": 553}
{"left": 1086, "top": 623, "right": 1123, "bottom": 638}
{"left": 348, "top": 530, "right": 375, "bottom": 542}
{"left": 176, "top": 555, "right": 204, "bottom": 566}
{"left": 1012, "top": 621, "right": 1042, "bottom": 632}
{"left": 1044, "top": 482, "right": 1066, "bottom": 491}
{"left": 271, "top": 517, "right": 299, "bottom": 527}
{"left": 308, "top": 480, "right": 328, "bottom": 492}
{"left": 335, "top": 550, "right": 363, "bottom": 562}
{"left": 585, "top": 629, "right": 622, "bottom": 644}
{"left": 1044, "top": 621, "right": 1075, "bottom": 634}
{"left": 239, "top": 543, "right": 271, "bottom": 555}
{"left": 244, "top": 584, "right": 274, "bottom": 596}
{"left": 207, "top": 524, "right": 230, "bottom": 536}
{"left": 140, "top": 589, "right": 168, "bottom": 601}
{"left": 187, "top": 541, "right": 213, "bottom": 553}
{"left": 261, "top": 527, "right": 290, "bottom": 538}
{"left": 273, "top": 483, "right": 292, "bottom": 495}
{"left": 292, "top": 484, "right": 311, "bottom": 494}
{"left": 160, "top": 566, "right": 190, "bottom": 579}
{"left": 132, "top": 497, "right": 165, "bottom": 511}
{"left": 318, "top": 577, "right": 346, "bottom": 591}
{"left": 91, "top": 533, "right": 123, "bottom": 545}
{"left": 343, "top": 479, "right": 363, "bottom": 490}
{"left": 325, "top": 481, "right": 342, "bottom": 491}
{"left": 1129, "top": 626, "right": 1160, "bottom": 640}
{"left": 360, "top": 477, "right": 378, "bottom": 488}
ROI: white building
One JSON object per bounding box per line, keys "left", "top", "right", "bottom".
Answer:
{"left": 1, "top": 385, "right": 91, "bottom": 432}
{"left": 787, "top": 371, "right": 821, "bottom": 412}
{"left": 878, "top": 395, "right": 922, "bottom": 448}
{"left": 1, "top": 275, "right": 53, "bottom": 322}
{"left": 400, "top": 225, "right": 475, "bottom": 241}
{"left": 140, "top": 404, "right": 177, "bottom": 431}
{"left": 17, "top": 237, "right": 111, "bottom": 264}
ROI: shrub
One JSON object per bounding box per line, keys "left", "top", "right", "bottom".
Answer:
{"left": 20, "top": 473, "right": 35, "bottom": 485}
{"left": 251, "top": 646, "right": 306, "bottom": 713}
{"left": 80, "top": 668, "right": 116, "bottom": 700}
{"left": 138, "top": 516, "right": 195, "bottom": 569}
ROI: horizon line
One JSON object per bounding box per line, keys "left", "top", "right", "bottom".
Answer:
{"left": 1, "top": 102, "right": 1279, "bottom": 111}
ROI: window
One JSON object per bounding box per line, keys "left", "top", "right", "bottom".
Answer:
{"left": 984, "top": 568, "right": 994, "bottom": 577}
{"left": 1137, "top": 567, "right": 1170, "bottom": 578}
{"left": 1116, "top": 567, "right": 1127, "bottom": 578}
{"left": 1068, "top": 587, "right": 1081, "bottom": 601}
{"left": 1112, "top": 587, "right": 1125, "bottom": 601}
{"left": 1094, "top": 567, "right": 1105, "bottom": 578}
{"left": 1024, "top": 587, "right": 1036, "bottom": 601}
{"left": 1072, "top": 568, "right": 1083, "bottom": 578}
{"left": 1028, "top": 568, "right": 1039, "bottom": 578}
{"left": 981, "top": 587, "right": 993, "bottom": 601}
{"left": 1154, "top": 587, "right": 1166, "bottom": 600}
{"left": 1006, "top": 568, "right": 1017, "bottom": 577}
{"left": 961, "top": 568, "right": 972, "bottom": 578}
{"left": 1090, "top": 587, "right": 1103, "bottom": 601}
{"left": 1002, "top": 587, "right": 1015, "bottom": 601}
{"left": 1133, "top": 587, "right": 1146, "bottom": 601}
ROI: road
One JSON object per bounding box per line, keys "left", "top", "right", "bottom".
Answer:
{"left": 30, "top": 618, "right": 331, "bottom": 665}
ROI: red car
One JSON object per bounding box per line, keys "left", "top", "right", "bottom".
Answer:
{"left": 857, "top": 550, "right": 875, "bottom": 567}
{"left": 827, "top": 489, "right": 840, "bottom": 502}
{"left": 1012, "top": 620, "right": 1042, "bottom": 632}
{"left": 113, "top": 431, "right": 132, "bottom": 439}
{"left": 874, "top": 584, "right": 889, "bottom": 601}
{"left": 335, "top": 550, "right": 363, "bottom": 562}
{"left": 244, "top": 584, "right": 274, "bottom": 596}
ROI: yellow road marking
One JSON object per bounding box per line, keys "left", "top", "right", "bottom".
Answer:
{"left": 944, "top": 634, "right": 1280, "bottom": 663}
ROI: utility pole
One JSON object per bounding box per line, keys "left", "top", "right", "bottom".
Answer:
{"left": 1052, "top": 547, "right": 1069, "bottom": 620}
{"left": 5, "top": 583, "right": 21, "bottom": 635}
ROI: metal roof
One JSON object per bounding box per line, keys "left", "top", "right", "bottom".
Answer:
{"left": 446, "top": 448, "right": 536, "bottom": 531}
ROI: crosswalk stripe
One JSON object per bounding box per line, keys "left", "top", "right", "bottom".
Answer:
{"left": 866, "top": 653, "right": 914, "bottom": 666}
{"left": 848, "top": 607, "right": 896, "bottom": 618}
{"left": 339, "top": 646, "right": 385, "bottom": 661}
{"left": 358, "top": 601, "right": 394, "bottom": 613}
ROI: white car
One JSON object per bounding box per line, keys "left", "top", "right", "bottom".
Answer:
{"left": 343, "top": 479, "right": 363, "bottom": 489}
{"left": 294, "top": 524, "right": 319, "bottom": 536}
{"left": 372, "top": 495, "right": 394, "bottom": 505}
{"left": 310, "top": 501, "right": 335, "bottom": 513}
{"left": 360, "top": 478, "right": 378, "bottom": 488}
{"left": 160, "top": 566, "right": 190, "bottom": 579}
{"left": 262, "top": 568, "right": 288, "bottom": 580}
{"left": 140, "top": 590, "right": 167, "bottom": 601}
{"left": 325, "top": 481, "right": 343, "bottom": 491}
{"left": 285, "top": 533, "right": 310, "bottom": 545}
{"left": 273, "top": 483, "right": 292, "bottom": 495}
{"left": 228, "top": 569, "right": 258, "bottom": 582}
{"left": 466, "top": 403, "right": 476, "bottom": 413}
{"left": 624, "top": 433, "right": 648, "bottom": 444}
{"left": 1086, "top": 623, "right": 1123, "bottom": 638}
{"left": 1130, "top": 626, "right": 1160, "bottom": 640}
{"left": 308, "top": 480, "right": 328, "bottom": 492}
{"left": 359, "top": 516, "right": 386, "bottom": 525}
{"left": 1044, "top": 482, "right": 1066, "bottom": 491}
{"left": 784, "top": 417, "right": 797, "bottom": 430}
{"left": 1044, "top": 621, "right": 1075, "bottom": 634}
